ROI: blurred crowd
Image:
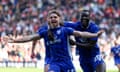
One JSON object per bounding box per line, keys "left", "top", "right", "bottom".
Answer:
{"left": 0, "top": 0, "right": 120, "bottom": 63}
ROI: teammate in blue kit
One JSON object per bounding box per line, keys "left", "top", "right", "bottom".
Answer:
{"left": 64, "top": 10, "right": 106, "bottom": 72}
{"left": 4, "top": 10, "right": 103, "bottom": 72}
{"left": 110, "top": 37, "right": 120, "bottom": 72}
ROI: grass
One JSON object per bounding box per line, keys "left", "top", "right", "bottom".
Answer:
{"left": 0, "top": 67, "right": 118, "bottom": 72}
{"left": 0, "top": 68, "right": 42, "bottom": 72}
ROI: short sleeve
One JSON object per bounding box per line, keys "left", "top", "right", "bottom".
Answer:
{"left": 64, "top": 27, "right": 74, "bottom": 36}
{"left": 37, "top": 28, "right": 46, "bottom": 37}
{"left": 64, "top": 21, "right": 78, "bottom": 29}
{"left": 37, "top": 25, "right": 48, "bottom": 33}
{"left": 111, "top": 47, "right": 115, "bottom": 53}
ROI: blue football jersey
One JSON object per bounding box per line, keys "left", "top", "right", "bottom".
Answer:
{"left": 111, "top": 45, "right": 120, "bottom": 65}
{"left": 111, "top": 45, "right": 120, "bottom": 59}
{"left": 65, "top": 21, "right": 100, "bottom": 60}
{"left": 63, "top": 21, "right": 104, "bottom": 71}
{"left": 37, "top": 26, "right": 74, "bottom": 62}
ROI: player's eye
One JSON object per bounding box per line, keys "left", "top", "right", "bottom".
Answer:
{"left": 50, "top": 16, "right": 57, "bottom": 19}
{"left": 54, "top": 16, "right": 58, "bottom": 18}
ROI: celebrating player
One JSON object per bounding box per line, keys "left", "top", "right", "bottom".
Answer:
{"left": 3, "top": 10, "right": 103, "bottom": 72}
{"left": 64, "top": 9, "right": 106, "bottom": 72}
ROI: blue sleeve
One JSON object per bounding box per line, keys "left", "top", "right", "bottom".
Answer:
{"left": 64, "top": 27, "right": 74, "bottom": 36}
{"left": 89, "top": 23, "right": 99, "bottom": 41}
{"left": 37, "top": 25, "right": 48, "bottom": 33}
{"left": 37, "top": 27, "right": 47, "bottom": 38}
{"left": 36, "top": 24, "right": 48, "bottom": 36}
{"left": 111, "top": 47, "right": 115, "bottom": 53}
{"left": 64, "top": 21, "right": 76, "bottom": 28}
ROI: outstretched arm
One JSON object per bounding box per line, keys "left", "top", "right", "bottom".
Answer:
{"left": 76, "top": 40, "right": 96, "bottom": 47}
{"left": 73, "top": 30, "right": 103, "bottom": 38}
{"left": 3, "top": 33, "right": 41, "bottom": 43}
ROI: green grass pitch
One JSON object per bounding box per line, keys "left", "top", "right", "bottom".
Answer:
{"left": 0, "top": 68, "right": 118, "bottom": 72}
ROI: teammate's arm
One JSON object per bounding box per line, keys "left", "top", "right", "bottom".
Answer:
{"left": 75, "top": 24, "right": 100, "bottom": 47}
{"left": 76, "top": 40, "right": 96, "bottom": 47}
{"left": 73, "top": 30, "right": 103, "bottom": 38}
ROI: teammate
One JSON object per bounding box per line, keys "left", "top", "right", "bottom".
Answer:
{"left": 4, "top": 10, "right": 103, "bottom": 72}
{"left": 64, "top": 10, "right": 106, "bottom": 72}
{"left": 110, "top": 36, "right": 120, "bottom": 72}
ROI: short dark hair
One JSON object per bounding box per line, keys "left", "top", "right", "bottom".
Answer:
{"left": 81, "top": 9, "right": 90, "bottom": 17}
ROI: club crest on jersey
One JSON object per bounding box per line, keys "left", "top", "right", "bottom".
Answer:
{"left": 57, "top": 30, "right": 61, "bottom": 35}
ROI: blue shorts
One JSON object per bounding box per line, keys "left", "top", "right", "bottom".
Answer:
{"left": 114, "top": 58, "right": 120, "bottom": 65}
{"left": 80, "top": 55, "right": 104, "bottom": 72}
{"left": 48, "top": 60, "right": 76, "bottom": 72}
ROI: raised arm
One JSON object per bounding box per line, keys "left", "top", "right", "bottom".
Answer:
{"left": 73, "top": 30, "right": 103, "bottom": 38}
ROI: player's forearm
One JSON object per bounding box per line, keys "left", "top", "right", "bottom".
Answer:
{"left": 74, "top": 30, "right": 103, "bottom": 38}
{"left": 12, "top": 36, "right": 34, "bottom": 43}
{"left": 13, "top": 37, "right": 33, "bottom": 43}
{"left": 76, "top": 42, "right": 94, "bottom": 47}
{"left": 80, "top": 32, "right": 98, "bottom": 38}
{"left": 31, "top": 40, "right": 37, "bottom": 53}
{"left": 74, "top": 31, "right": 98, "bottom": 38}
{"left": 10, "top": 34, "right": 40, "bottom": 43}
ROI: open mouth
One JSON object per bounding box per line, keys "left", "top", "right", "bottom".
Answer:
{"left": 51, "top": 20, "right": 57, "bottom": 23}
